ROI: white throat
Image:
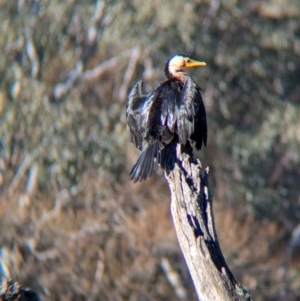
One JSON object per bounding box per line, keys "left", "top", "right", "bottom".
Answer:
{"left": 168, "top": 56, "right": 186, "bottom": 79}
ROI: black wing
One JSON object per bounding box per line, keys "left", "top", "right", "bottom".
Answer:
{"left": 127, "top": 82, "right": 162, "bottom": 182}
{"left": 127, "top": 81, "right": 161, "bottom": 147}
{"left": 160, "top": 77, "right": 207, "bottom": 149}
{"left": 126, "top": 81, "right": 147, "bottom": 150}
{"left": 140, "top": 88, "right": 162, "bottom": 140}
{"left": 179, "top": 77, "right": 207, "bottom": 149}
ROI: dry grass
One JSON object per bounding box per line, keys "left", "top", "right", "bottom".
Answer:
{"left": 1, "top": 175, "right": 299, "bottom": 300}
{"left": 214, "top": 201, "right": 300, "bottom": 301}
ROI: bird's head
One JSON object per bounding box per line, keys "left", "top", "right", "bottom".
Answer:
{"left": 164, "top": 54, "right": 206, "bottom": 80}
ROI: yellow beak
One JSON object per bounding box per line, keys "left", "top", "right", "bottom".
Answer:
{"left": 185, "top": 59, "right": 206, "bottom": 68}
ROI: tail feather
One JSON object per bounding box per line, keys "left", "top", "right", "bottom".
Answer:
{"left": 130, "top": 141, "right": 161, "bottom": 182}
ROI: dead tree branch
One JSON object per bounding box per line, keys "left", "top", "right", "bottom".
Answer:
{"left": 0, "top": 279, "right": 40, "bottom": 301}
{"left": 52, "top": 48, "right": 137, "bottom": 101}
{"left": 162, "top": 141, "right": 253, "bottom": 301}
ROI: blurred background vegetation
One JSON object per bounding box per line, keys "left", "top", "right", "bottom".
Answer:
{"left": 0, "top": 0, "right": 300, "bottom": 300}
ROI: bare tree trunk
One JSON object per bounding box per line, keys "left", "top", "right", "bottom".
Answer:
{"left": 162, "top": 141, "right": 253, "bottom": 301}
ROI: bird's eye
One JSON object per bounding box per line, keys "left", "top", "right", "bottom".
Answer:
{"left": 187, "top": 59, "right": 191, "bottom": 63}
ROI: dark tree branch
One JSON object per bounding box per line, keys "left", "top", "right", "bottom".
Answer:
{"left": 0, "top": 279, "right": 40, "bottom": 301}
{"left": 162, "top": 141, "right": 253, "bottom": 301}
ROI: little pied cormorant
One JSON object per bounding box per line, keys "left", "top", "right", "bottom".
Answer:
{"left": 126, "top": 54, "right": 207, "bottom": 182}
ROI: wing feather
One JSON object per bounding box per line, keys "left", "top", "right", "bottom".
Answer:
{"left": 126, "top": 81, "right": 147, "bottom": 150}
{"left": 159, "top": 77, "right": 207, "bottom": 148}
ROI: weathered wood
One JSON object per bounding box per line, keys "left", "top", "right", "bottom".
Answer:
{"left": 162, "top": 141, "right": 253, "bottom": 301}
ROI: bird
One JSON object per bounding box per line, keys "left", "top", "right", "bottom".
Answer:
{"left": 126, "top": 53, "right": 207, "bottom": 182}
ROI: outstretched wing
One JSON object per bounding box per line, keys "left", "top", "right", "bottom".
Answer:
{"left": 140, "top": 88, "right": 161, "bottom": 139}
{"left": 126, "top": 81, "right": 147, "bottom": 150}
